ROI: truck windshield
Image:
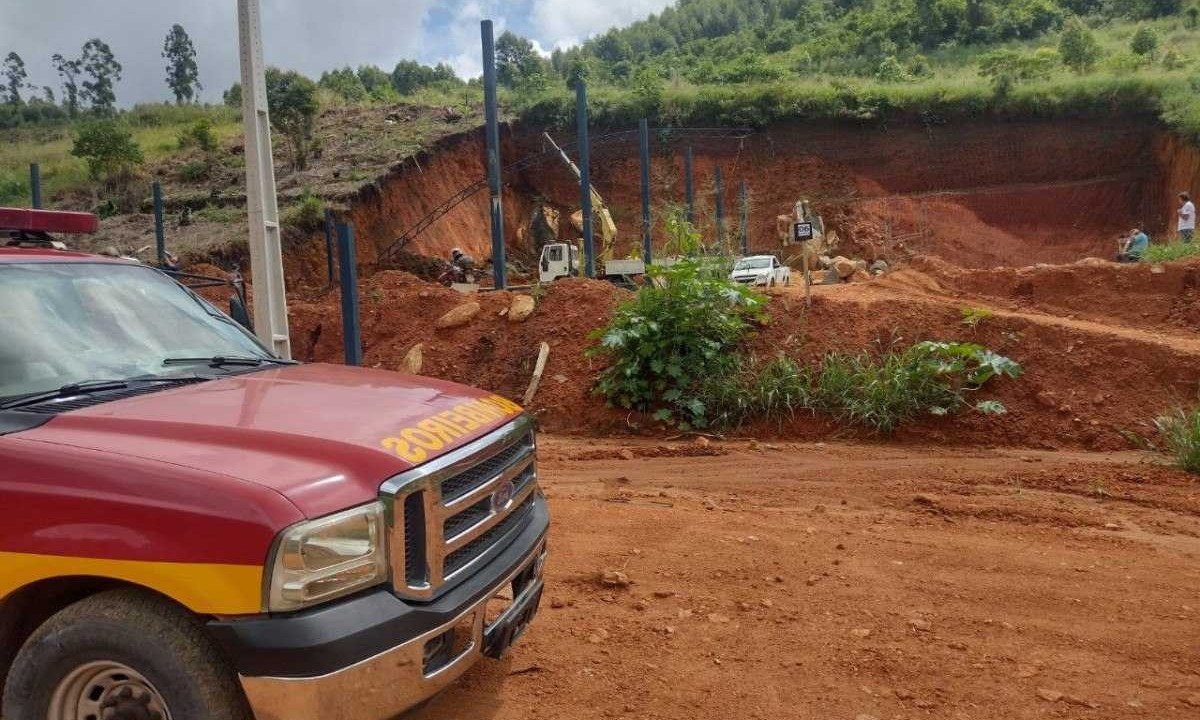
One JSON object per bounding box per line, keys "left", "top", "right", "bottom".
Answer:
{"left": 0, "top": 262, "right": 270, "bottom": 401}
{"left": 734, "top": 258, "right": 770, "bottom": 270}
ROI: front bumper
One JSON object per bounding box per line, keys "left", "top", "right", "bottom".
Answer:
{"left": 211, "top": 497, "right": 548, "bottom": 720}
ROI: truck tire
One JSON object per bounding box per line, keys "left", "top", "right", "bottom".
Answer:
{"left": 3, "top": 588, "right": 253, "bottom": 720}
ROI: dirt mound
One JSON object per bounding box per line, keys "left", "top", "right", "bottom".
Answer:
{"left": 912, "top": 255, "right": 1200, "bottom": 333}
{"left": 289, "top": 275, "right": 632, "bottom": 433}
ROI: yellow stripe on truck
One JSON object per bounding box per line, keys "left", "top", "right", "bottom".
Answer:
{"left": 0, "top": 551, "right": 263, "bottom": 615}
{"left": 380, "top": 395, "right": 523, "bottom": 464}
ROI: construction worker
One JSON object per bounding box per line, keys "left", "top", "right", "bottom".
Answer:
{"left": 1117, "top": 227, "right": 1149, "bottom": 263}
{"left": 1178, "top": 192, "right": 1195, "bottom": 244}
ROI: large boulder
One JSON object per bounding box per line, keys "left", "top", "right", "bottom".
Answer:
{"left": 832, "top": 256, "right": 856, "bottom": 279}
{"left": 435, "top": 302, "right": 481, "bottom": 329}
{"left": 508, "top": 295, "right": 536, "bottom": 323}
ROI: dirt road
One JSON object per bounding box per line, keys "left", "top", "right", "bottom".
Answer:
{"left": 414, "top": 436, "right": 1200, "bottom": 720}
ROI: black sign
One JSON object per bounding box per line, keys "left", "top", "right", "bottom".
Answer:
{"left": 793, "top": 222, "right": 814, "bottom": 242}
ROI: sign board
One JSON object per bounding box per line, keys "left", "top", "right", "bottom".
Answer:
{"left": 793, "top": 222, "right": 814, "bottom": 243}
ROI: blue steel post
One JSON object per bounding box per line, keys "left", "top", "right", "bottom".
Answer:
{"left": 739, "top": 180, "right": 749, "bottom": 256}
{"left": 684, "top": 147, "right": 695, "bottom": 225}
{"left": 714, "top": 166, "right": 725, "bottom": 247}
{"left": 29, "top": 164, "right": 41, "bottom": 209}
{"left": 152, "top": 181, "right": 166, "bottom": 267}
{"left": 577, "top": 81, "right": 595, "bottom": 278}
{"left": 336, "top": 222, "right": 363, "bottom": 366}
{"left": 323, "top": 208, "right": 336, "bottom": 287}
{"left": 639, "top": 118, "right": 652, "bottom": 267}
{"left": 481, "top": 20, "right": 507, "bottom": 289}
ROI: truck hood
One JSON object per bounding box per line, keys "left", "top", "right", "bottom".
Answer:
{"left": 18, "top": 364, "right": 524, "bottom": 518}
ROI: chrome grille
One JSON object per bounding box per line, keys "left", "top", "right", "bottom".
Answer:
{"left": 383, "top": 415, "right": 538, "bottom": 601}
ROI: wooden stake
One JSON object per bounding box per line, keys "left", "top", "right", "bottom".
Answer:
{"left": 523, "top": 342, "right": 551, "bottom": 406}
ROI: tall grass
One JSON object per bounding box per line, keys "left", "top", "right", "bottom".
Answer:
{"left": 1154, "top": 407, "right": 1200, "bottom": 473}
{"left": 1142, "top": 241, "right": 1200, "bottom": 263}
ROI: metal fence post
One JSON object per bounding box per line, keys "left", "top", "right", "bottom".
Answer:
{"left": 739, "top": 180, "right": 749, "bottom": 256}
{"left": 684, "top": 146, "right": 694, "bottom": 226}
{"left": 639, "top": 118, "right": 652, "bottom": 267}
{"left": 152, "top": 181, "right": 166, "bottom": 267}
{"left": 336, "top": 222, "right": 362, "bottom": 367}
{"left": 29, "top": 164, "right": 41, "bottom": 209}
{"left": 323, "top": 208, "right": 336, "bottom": 288}
{"left": 577, "top": 82, "right": 594, "bottom": 278}
{"left": 714, "top": 166, "right": 725, "bottom": 247}
{"left": 481, "top": 20, "right": 507, "bottom": 290}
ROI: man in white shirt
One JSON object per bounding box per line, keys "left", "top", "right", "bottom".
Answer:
{"left": 1178, "top": 192, "right": 1195, "bottom": 243}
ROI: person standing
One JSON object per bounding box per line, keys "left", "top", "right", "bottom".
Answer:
{"left": 1178, "top": 192, "right": 1195, "bottom": 243}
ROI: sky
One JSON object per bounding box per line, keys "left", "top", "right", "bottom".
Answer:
{"left": 0, "top": 0, "right": 673, "bottom": 107}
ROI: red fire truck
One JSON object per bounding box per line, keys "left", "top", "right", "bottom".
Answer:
{"left": 0, "top": 208, "right": 547, "bottom": 720}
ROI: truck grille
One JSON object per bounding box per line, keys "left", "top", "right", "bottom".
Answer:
{"left": 382, "top": 415, "right": 538, "bottom": 600}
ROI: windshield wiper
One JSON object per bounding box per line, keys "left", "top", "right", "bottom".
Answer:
{"left": 162, "top": 355, "right": 298, "bottom": 368}
{"left": 0, "top": 378, "right": 187, "bottom": 410}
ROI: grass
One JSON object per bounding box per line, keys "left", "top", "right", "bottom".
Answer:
{"left": 1142, "top": 241, "right": 1200, "bottom": 262}
{"left": 0, "top": 104, "right": 239, "bottom": 207}
{"left": 1154, "top": 406, "right": 1200, "bottom": 473}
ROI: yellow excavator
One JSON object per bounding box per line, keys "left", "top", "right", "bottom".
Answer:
{"left": 543, "top": 132, "right": 618, "bottom": 262}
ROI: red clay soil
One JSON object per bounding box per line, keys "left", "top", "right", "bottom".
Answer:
{"left": 413, "top": 437, "right": 1200, "bottom": 720}
{"left": 280, "top": 261, "right": 1200, "bottom": 451}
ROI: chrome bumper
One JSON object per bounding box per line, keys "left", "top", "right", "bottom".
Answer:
{"left": 241, "top": 540, "right": 546, "bottom": 720}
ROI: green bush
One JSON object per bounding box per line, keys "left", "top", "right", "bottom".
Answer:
{"left": 282, "top": 193, "right": 324, "bottom": 231}
{"left": 176, "top": 118, "right": 216, "bottom": 152}
{"left": 0, "top": 171, "right": 28, "bottom": 206}
{"left": 590, "top": 260, "right": 766, "bottom": 429}
{"left": 1154, "top": 407, "right": 1200, "bottom": 473}
{"left": 177, "top": 159, "right": 211, "bottom": 182}
{"left": 1141, "top": 241, "right": 1200, "bottom": 262}
{"left": 71, "top": 120, "right": 143, "bottom": 180}
{"left": 703, "top": 356, "right": 814, "bottom": 428}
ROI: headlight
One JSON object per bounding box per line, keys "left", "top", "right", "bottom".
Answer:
{"left": 266, "top": 501, "right": 388, "bottom": 612}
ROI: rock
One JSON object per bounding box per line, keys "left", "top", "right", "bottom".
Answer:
{"left": 435, "top": 302, "right": 481, "bottom": 329}
{"left": 832, "top": 256, "right": 856, "bottom": 279}
{"left": 894, "top": 689, "right": 914, "bottom": 700}
{"left": 849, "top": 269, "right": 872, "bottom": 283}
{"left": 706, "top": 613, "right": 730, "bottom": 624}
{"left": 1016, "top": 664, "right": 1039, "bottom": 679}
{"left": 600, "top": 570, "right": 631, "bottom": 588}
{"left": 869, "top": 259, "right": 889, "bottom": 274}
{"left": 633, "top": 600, "right": 649, "bottom": 611}
{"left": 818, "top": 255, "right": 833, "bottom": 269}
{"left": 552, "top": 374, "right": 569, "bottom": 384}
{"left": 403, "top": 343, "right": 424, "bottom": 374}
{"left": 1104, "top": 522, "right": 1122, "bottom": 531}
{"left": 695, "top": 436, "right": 711, "bottom": 448}
{"left": 508, "top": 294, "right": 536, "bottom": 323}
{"left": 653, "top": 590, "right": 676, "bottom": 599}
{"left": 853, "top": 259, "right": 868, "bottom": 272}
{"left": 850, "top": 628, "right": 872, "bottom": 638}
{"left": 1036, "top": 688, "right": 1064, "bottom": 703}
{"left": 907, "top": 618, "right": 932, "bottom": 632}
{"left": 587, "top": 628, "right": 609, "bottom": 644}
{"left": 760, "top": 598, "right": 774, "bottom": 608}
{"left": 1063, "top": 695, "right": 1099, "bottom": 709}
{"left": 947, "top": 641, "right": 967, "bottom": 650}
{"left": 550, "top": 597, "right": 566, "bottom": 609}
{"left": 618, "top": 449, "right": 636, "bottom": 461}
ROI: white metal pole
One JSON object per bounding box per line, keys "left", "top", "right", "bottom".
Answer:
{"left": 237, "top": 0, "right": 292, "bottom": 359}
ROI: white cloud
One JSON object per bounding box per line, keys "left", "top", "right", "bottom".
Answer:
{"left": 529, "top": 0, "right": 671, "bottom": 47}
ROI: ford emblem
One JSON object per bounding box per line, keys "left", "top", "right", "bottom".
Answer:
{"left": 491, "top": 480, "right": 516, "bottom": 512}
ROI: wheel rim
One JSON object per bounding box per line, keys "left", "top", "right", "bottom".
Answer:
{"left": 49, "top": 661, "right": 172, "bottom": 720}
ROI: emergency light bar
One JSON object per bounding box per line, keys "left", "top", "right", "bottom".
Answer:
{"left": 0, "top": 208, "right": 99, "bottom": 235}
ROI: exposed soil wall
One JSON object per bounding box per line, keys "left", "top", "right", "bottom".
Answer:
{"left": 321, "top": 114, "right": 1170, "bottom": 278}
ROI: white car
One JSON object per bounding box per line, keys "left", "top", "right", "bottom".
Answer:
{"left": 731, "top": 255, "right": 790, "bottom": 287}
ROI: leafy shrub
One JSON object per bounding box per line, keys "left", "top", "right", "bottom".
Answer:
{"left": 1059, "top": 17, "right": 1102, "bottom": 73}
{"left": 1162, "top": 45, "right": 1189, "bottom": 70}
{"left": 71, "top": 120, "right": 143, "bottom": 180}
{"left": 810, "top": 341, "right": 1022, "bottom": 434}
{"left": 176, "top": 118, "right": 216, "bottom": 152}
{"left": 703, "top": 356, "right": 813, "bottom": 428}
{"left": 590, "top": 261, "right": 766, "bottom": 429}
{"left": 1131, "top": 24, "right": 1161, "bottom": 59}
{"left": 0, "top": 172, "right": 27, "bottom": 206}
{"left": 177, "top": 159, "right": 211, "bottom": 182}
{"left": 282, "top": 192, "right": 324, "bottom": 231}
{"left": 876, "top": 56, "right": 911, "bottom": 83}
{"left": 1154, "top": 407, "right": 1200, "bottom": 473}
{"left": 1141, "top": 241, "right": 1200, "bottom": 262}
{"left": 960, "top": 306, "right": 995, "bottom": 330}
{"left": 978, "top": 48, "right": 1058, "bottom": 92}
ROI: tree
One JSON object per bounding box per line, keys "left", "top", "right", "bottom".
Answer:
{"left": 265, "top": 68, "right": 318, "bottom": 170}
{"left": 495, "top": 31, "right": 547, "bottom": 89}
{"left": 52, "top": 53, "right": 82, "bottom": 117}
{"left": 319, "top": 67, "right": 368, "bottom": 102}
{"left": 2, "top": 52, "right": 29, "bottom": 106}
{"left": 222, "top": 82, "right": 241, "bottom": 108}
{"left": 79, "top": 38, "right": 122, "bottom": 115}
{"left": 390, "top": 60, "right": 434, "bottom": 95}
{"left": 1130, "top": 24, "right": 1160, "bottom": 60}
{"left": 71, "top": 121, "right": 143, "bottom": 180}
{"left": 357, "top": 64, "right": 397, "bottom": 101}
{"left": 631, "top": 66, "right": 665, "bottom": 112}
{"left": 162, "top": 24, "right": 201, "bottom": 104}
{"left": 1058, "top": 17, "right": 1101, "bottom": 74}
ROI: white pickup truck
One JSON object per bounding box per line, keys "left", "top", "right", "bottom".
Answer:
{"left": 730, "top": 255, "right": 790, "bottom": 287}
